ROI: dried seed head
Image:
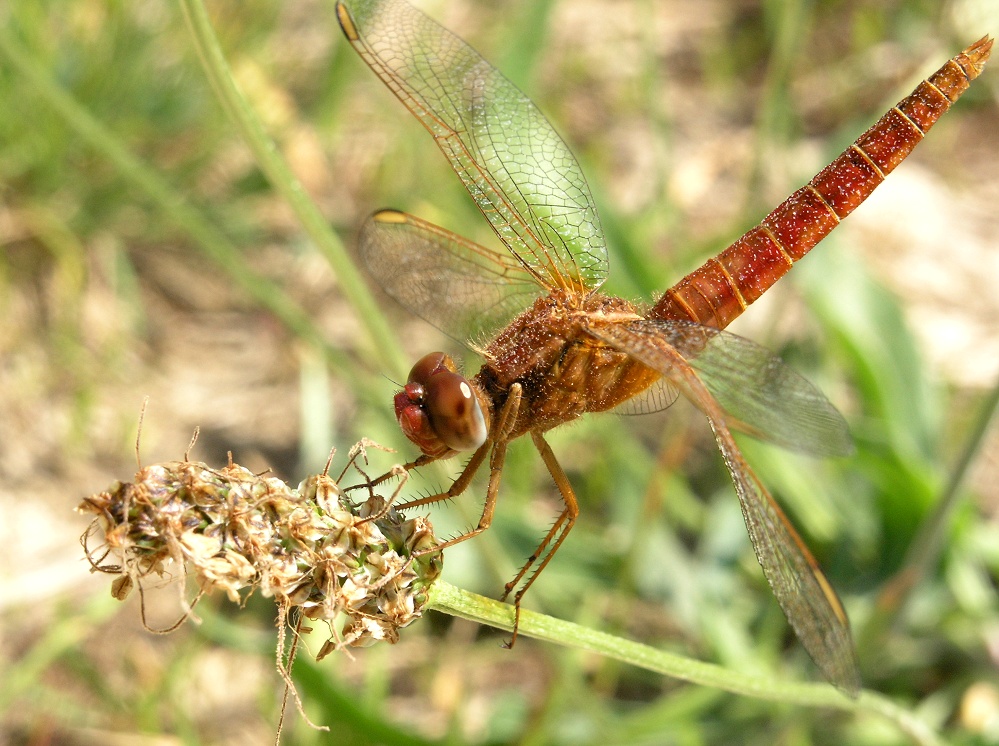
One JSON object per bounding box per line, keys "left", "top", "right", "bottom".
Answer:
{"left": 79, "top": 452, "right": 441, "bottom": 651}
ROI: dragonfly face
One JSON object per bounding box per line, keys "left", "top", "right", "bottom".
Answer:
{"left": 395, "top": 351, "right": 490, "bottom": 458}
{"left": 338, "top": 0, "right": 991, "bottom": 695}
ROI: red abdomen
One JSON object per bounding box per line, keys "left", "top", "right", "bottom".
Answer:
{"left": 650, "top": 37, "right": 992, "bottom": 328}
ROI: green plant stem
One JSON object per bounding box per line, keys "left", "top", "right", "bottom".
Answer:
{"left": 177, "top": 0, "right": 407, "bottom": 378}
{"left": 427, "top": 581, "right": 943, "bottom": 746}
{"left": 0, "top": 24, "right": 349, "bottom": 374}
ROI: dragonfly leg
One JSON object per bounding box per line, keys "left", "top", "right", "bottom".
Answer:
{"left": 346, "top": 384, "right": 525, "bottom": 523}
{"left": 407, "top": 384, "right": 523, "bottom": 554}
{"left": 500, "top": 430, "right": 579, "bottom": 648}
{"left": 396, "top": 443, "right": 489, "bottom": 511}
{"left": 345, "top": 452, "right": 437, "bottom": 494}
{"left": 353, "top": 401, "right": 501, "bottom": 524}
{"left": 348, "top": 452, "right": 440, "bottom": 524}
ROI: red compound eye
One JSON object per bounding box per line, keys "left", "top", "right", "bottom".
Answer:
{"left": 395, "top": 352, "right": 488, "bottom": 455}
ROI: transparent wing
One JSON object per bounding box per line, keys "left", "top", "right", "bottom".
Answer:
{"left": 610, "top": 321, "right": 851, "bottom": 442}
{"left": 641, "top": 320, "right": 852, "bottom": 457}
{"left": 337, "top": 0, "right": 608, "bottom": 293}
{"left": 587, "top": 320, "right": 861, "bottom": 694}
{"left": 360, "top": 210, "right": 544, "bottom": 343}
{"left": 613, "top": 376, "right": 680, "bottom": 416}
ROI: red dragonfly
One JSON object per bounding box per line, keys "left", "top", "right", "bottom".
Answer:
{"left": 337, "top": 0, "right": 991, "bottom": 693}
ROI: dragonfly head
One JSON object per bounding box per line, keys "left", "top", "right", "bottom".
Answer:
{"left": 394, "top": 352, "right": 489, "bottom": 458}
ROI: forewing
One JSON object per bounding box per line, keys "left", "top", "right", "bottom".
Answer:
{"left": 649, "top": 321, "right": 852, "bottom": 457}
{"left": 588, "top": 321, "right": 862, "bottom": 694}
{"left": 337, "top": 0, "right": 608, "bottom": 293}
{"left": 360, "top": 210, "right": 544, "bottom": 343}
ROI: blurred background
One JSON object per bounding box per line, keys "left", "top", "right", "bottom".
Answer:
{"left": 1, "top": 0, "right": 998, "bottom": 743}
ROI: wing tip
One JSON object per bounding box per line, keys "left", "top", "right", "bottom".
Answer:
{"left": 826, "top": 658, "right": 863, "bottom": 698}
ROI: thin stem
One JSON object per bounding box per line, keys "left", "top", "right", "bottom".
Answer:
{"left": 177, "top": 0, "right": 407, "bottom": 378}
{"left": 428, "top": 581, "right": 943, "bottom": 746}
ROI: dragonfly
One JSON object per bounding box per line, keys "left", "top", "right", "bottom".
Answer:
{"left": 336, "top": 0, "right": 991, "bottom": 694}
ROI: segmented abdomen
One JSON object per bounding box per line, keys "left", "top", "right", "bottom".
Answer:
{"left": 650, "top": 36, "right": 992, "bottom": 328}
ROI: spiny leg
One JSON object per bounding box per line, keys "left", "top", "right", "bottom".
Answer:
{"left": 501, "top": 430, "right": 580, "bottom": 648}
{"left": 408, "top": 384, "right": 523, "bottom": 556}
{"left": 345, "top": 450, "right": 437, "bottom": 497}
{"left": 351, "top": 452, "right": 441, "bottom": 524}
{"left": 356, "top": 416, "right": 493, "bottom": 520}
{"left": 395, "top": 443, "right": 489, "bottom": 512}
{"left": 349, "top": 383, "right": 521, "bottom": 522}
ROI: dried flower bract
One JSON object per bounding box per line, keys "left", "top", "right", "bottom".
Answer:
{"left": 79, "top": 445, "right": 442, "bottom": 650}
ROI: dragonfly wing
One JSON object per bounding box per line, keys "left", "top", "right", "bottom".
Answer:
{"left": 337, "top": 0, "right": 608, "bottom": 293}
{"left": 360, "top": 210, "right": 545, "bottom": 343}
{"left": 639, "top": 321, "right": 852, "bottom": 457}
{"left": 588, "top": 320, "right": 862, "bottom": 695}
{"left": 613, "top": 376, "right": 680, "bottom": 416}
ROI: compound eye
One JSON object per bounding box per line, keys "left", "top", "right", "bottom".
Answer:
{"left": 396, "top": 352, "right": 488, "bottom": 455}
{"left": 395, "top": 387, "right": 452, "bottom": 459}
{"left": 424, "top": 370, "right": 487, "bottom": 452}
{"left": 407, "top": 352, "right": 453, "bottom": 386}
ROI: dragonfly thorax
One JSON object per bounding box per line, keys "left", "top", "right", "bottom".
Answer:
{"left": 472, "top": 290, "right": 660, "bottom": 437}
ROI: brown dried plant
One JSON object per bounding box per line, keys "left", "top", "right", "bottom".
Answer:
{"left": 78, "top": 435, "right": 442, "bottom": 662}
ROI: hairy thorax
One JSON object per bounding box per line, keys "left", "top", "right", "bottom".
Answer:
{"left": 473, "top": 289, "right": 661, "bottom": 438}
